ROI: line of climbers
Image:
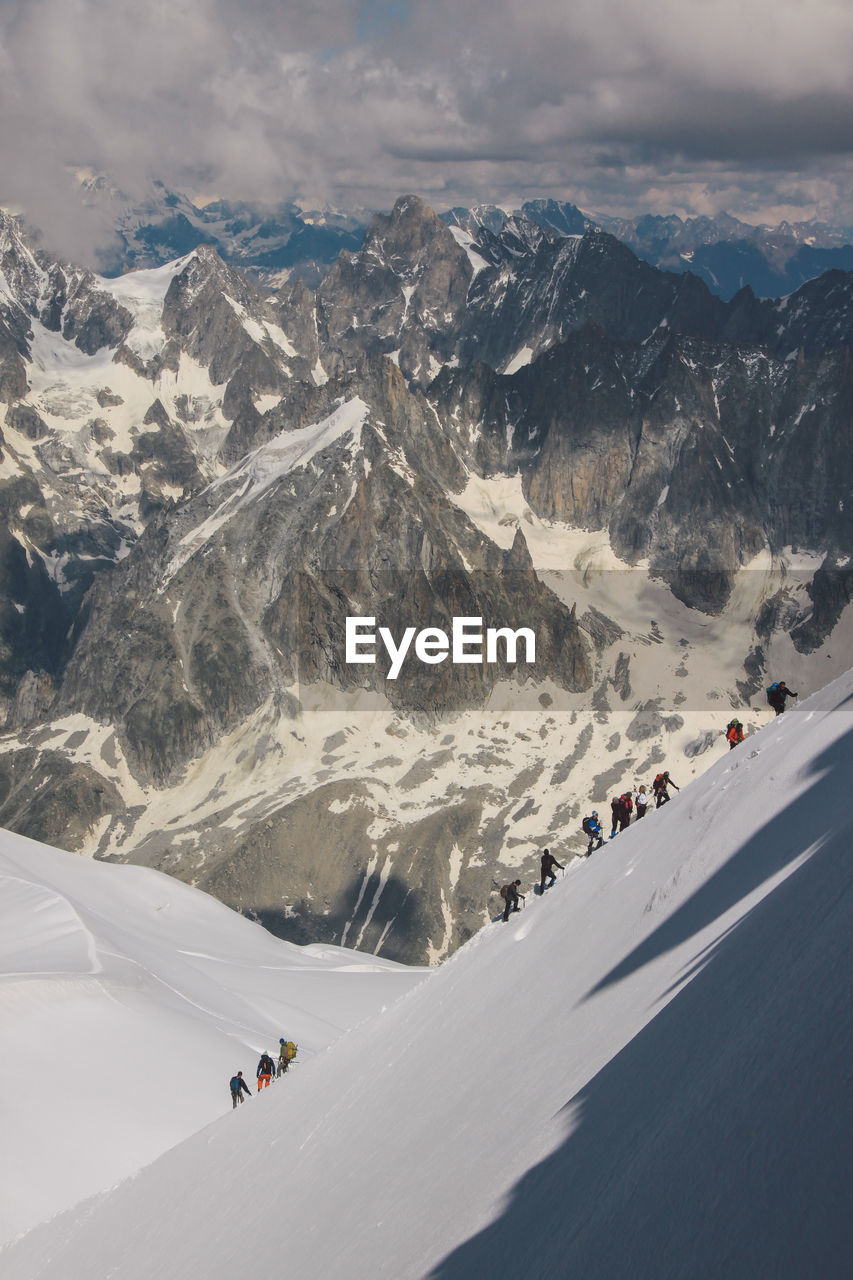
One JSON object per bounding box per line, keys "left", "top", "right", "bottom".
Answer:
{"left": 498, "top": 768, "right": 682, "bottom": 919}
{"left": 229, "top": 1038, "right": 298, "bottom": 1108}
{"left": 592, "top": 770, "right": 680, "bottom": 849}
{"left": 496, "top": 676, "right": 801, "bottom": 922}
{"left": 496, "top": 848, "right": 566, "bottom": 919}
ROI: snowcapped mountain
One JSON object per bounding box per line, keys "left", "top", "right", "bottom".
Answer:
{"left": 57, "top": 174, "right": 853, "bottom": 300}
{"left": 72, "top": 174, "right": 366, "bottom": 286}
{"left": 450, "top": 199, "right": 853, "bottom": 301}
{"left": 1, "top": 196, "right": 852, "bottom": 964}
{"left": 2, "top": 671, "right": 851, "bottom": 1276}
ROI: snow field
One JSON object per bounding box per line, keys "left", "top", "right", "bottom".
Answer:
{"left": 3, "top": 671, "right": 851, "bottom": 1277}
{"left": 0, "top": 834, "right": 424, "bottom": 1245}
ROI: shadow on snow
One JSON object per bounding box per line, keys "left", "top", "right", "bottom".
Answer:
{"left": 429, "top": 712, "right": 853, "bottom": 1280}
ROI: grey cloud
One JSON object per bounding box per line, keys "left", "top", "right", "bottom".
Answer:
{"left": 2, "top": 0, "right": 853, "bottom": 265}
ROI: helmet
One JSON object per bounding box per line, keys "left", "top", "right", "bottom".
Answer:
{"left": 280, "top": 1038, "right": 285, "bottom": 1043}
{"left": 591, "top": 810, "right": 597, "bottom": 817}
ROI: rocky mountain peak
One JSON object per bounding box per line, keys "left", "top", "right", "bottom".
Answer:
{"left": 502, "top": 525, "right": 535, "bottom": 573}
{"left": 520, "top": 198, "right": 587, "bottom": 237}
{"left": 0, "top": 211, "right": 45, "bottom": 316}
{"left": 369, "top": 193, "right": 459, "bottom": 262}
{"left": 315, "top": 195, "right": 473, "bottom": 386}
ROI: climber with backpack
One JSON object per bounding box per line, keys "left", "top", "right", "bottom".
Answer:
{"left": 726, "top": 719, "right": 745, "bottom": 749}
{"left": 767, "top": 680, "right": 798, "bottom": 715}
{"left": 582, "top": 811, "right": 603, "bottom": 855}
{"left": 277, "top": 1039, "right": 297, "bottom": 1075}
{"left": 256, "top": 1051, "right": 276, "bottom": 1090}
{"left": 609, "top": 793, "right": 632, "bottom": 837}
{"left": 499, "top": 879, "right": 524, "bottom": 921}
{"left": 229, "top": 1070, "right": 251, "bottom": 1109}
{"left": 539, "top": 848, "right": 564, "bottom": 893}
{"left": 652, "top": 771, "right": 679, "bottom": 808}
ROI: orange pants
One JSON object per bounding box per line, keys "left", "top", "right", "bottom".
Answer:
{"left": 257, "top": 1073, "right": 271, "bottom": 1090}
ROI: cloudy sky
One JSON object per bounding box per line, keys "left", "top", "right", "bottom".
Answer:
{"left": 2, "top": 0, "right": 853, "bottom": 262}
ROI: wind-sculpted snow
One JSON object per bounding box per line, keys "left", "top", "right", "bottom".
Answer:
{"left": 0, "top": 877, "right": 97, "bottom": 975}
{"left": 2, "top": 673, "right": 851, "bottom": 1277}
{"left": 0, "top": 831, "right": 424, "bottom": 1245}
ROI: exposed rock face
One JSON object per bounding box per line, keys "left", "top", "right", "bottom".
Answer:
{"left": 0, "top": 196, "right": 852, "bottom": 962}
{"left": 316, "top": 196, "right": 474, "bottom": 386}
{"left": 0, "top": 747, "right": 122, "bottom": 849}
{"left": 54, "top": 358, "right": 590, "bottom": 784}
{"left": 431, "top": 326, "right": 853, "bottom": 613}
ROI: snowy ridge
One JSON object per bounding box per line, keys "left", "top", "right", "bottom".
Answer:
{"left": 98, "top": 254, "right": 195, "bottom": 358}
{"left": 163, "top": 396, "right": 369, "bottom": 583}
{"left": 0, "top": 832, "right": 423, "bottom": 1246}
{"left": 2, "top": 671, "right": 851, "bottom": 1276}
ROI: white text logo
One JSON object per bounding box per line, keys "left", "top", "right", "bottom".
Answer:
{"left": 345, "top": 616, "right": 536, "bottom": 680}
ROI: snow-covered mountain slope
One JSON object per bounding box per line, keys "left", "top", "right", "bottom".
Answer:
{"left": 0, "top": 221, "right": 323, "bottom": 561}
{"left": 3, "top": 671, "right": 851, "bottom": 1277}
{"left": 0, "top": 831, "right": 423, "bottom": 1246}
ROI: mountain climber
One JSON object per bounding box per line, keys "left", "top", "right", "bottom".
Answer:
{"left": 610, "top": 796, "right": 622, "bottom": 839}
{"left": 499, "top": 879, "right": 523, "bottom": 921}
{"left": 652, "top": 771, "right": 680, "bottom": 807}
{"left": 767, "top": 681, "right": 798, "bottom": 715}
{"left": 610, "top": 794, "right": 631, "bottom": 837}
{"left": 634, "top": 784, "right": 649, "bottom": 818}
{"left": 230, "top": 1071, "right": 251, "bottom": 1109}
{"left": 277, "top": 1039, "right": 297, "bottom": 1075}
{"left": 256, "top": 1052, "right": 276, "bottom": 1090}
{"left": 582, "top": 811, "right": 603, "bottom": 855}
{"left": 539, "top": 848, "right": 564, "bottom": 892}
{"left": 726, "top": 718, "right": 745, "bottom": 749}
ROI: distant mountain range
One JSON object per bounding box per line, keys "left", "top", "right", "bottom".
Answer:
{"left": 44, "top": 174, "right": 853, "bottom": 301}
{"left": 446, "top": 199, "right": 853, "bottom": 301}
{"left": 75, "top": 174, "right": 366, "bottom": 287}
